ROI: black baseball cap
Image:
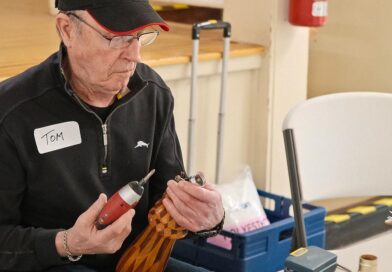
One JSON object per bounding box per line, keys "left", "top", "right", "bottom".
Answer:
{"left": 55, "top": 0, "right": 169, "bottom": 34}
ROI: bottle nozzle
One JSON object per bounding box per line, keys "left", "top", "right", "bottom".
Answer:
{"left": 138, "top": 169, "right": 155, "bottom": 187}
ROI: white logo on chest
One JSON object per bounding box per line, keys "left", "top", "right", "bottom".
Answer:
{"left": 34, "top": 121, "right": 82, "bottom": 154}
{"left": 134, "top": 141, "right": 149, "bottom": 149}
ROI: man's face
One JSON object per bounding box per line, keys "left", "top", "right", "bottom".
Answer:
{"left": 66, "top": 12, "right": 142, "bottom": 96}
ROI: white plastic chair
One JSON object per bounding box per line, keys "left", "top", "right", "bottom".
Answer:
{"left": 283, "top": 92, "right": 392, "bottom": 201}
{"left": 281, "top": 92, "right": 392, "bottom": 250}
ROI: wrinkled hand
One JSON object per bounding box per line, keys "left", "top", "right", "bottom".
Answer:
{"left": 55, "top": 193, "right": 135, "bottom": 256}
{"left": 162, "top": 179, "right": 224, "bottom": 232}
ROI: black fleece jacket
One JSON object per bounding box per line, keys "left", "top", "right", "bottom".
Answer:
{"left": 0, "top": 48, "right": 185, "bottom": 271}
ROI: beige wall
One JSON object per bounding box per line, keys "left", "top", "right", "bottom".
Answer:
{"left": 156, "top": 55, "right": 264, "bottom": 186}
{"left": 309, "top": 0, "right": 392, "bottom": 97}
{"left": 155, "top": 0, "right": 224, "bottom": 8}
{"left": 224, "top": 0, "right": 309, "bottom": 196}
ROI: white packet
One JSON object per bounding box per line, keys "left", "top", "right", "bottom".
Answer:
{"left": 207, "top": 166, "right": 270, "bottom": 249}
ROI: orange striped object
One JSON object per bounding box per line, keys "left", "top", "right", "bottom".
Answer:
{"left": 116, "top": 194, "right": 188, "bottom": 272}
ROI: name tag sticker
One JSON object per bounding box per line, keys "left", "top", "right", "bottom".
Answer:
{"left": 34, "top": 121, "right": 82, "bottom": 154}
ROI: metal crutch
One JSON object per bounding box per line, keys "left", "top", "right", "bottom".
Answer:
{"left": 186, "top": 20, "right": 231, "bottom": 184}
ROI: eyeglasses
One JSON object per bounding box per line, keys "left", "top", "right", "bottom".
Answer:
{"left": 65, "top": 12, "right": 159, "bottom": 48}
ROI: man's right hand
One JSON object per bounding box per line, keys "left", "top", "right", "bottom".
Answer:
{"left": 55, "top": 193, "right": 135, "bottom": 257}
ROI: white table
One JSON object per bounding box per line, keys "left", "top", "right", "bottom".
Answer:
{"left": 331, "top": 229, "right": 392, "bottom": 271}
{"left": 278, "top": 229, "right": 392, "bottom": 271}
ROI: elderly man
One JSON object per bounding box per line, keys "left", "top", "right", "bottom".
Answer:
{"left": 0, "top": 0, "right": 224, "bottom": 271}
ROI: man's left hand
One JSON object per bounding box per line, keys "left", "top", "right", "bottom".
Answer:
{"left": 162, "top": 179, "right": 224, "bottom": 232}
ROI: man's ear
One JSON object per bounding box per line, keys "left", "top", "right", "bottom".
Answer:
{"left": 55, "top": 13, "right": 73, "bottom": 47}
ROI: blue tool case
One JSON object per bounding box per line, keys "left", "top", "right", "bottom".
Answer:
{"left": 172, "top": 190, "right": 326, "bottom": 272}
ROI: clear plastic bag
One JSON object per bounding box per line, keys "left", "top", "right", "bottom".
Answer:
{"left": 207, "top": 166, "right": 270, "bottom": 249}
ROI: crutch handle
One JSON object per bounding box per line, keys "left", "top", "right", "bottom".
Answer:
{"left": 192, "top": 20, "right": 231, "bottom": 40}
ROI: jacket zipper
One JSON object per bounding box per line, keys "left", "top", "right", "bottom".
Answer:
{"left": 101, "top": 123, "right": 108, "bottom": 174}
{"left": 69, "top": 82, "right": 148, "bottom": 175}
{"left": 70, "top": 96, "right": 108, "bottom": 174}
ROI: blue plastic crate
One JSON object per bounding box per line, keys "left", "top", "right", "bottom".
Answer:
{"left": 172, "top": 189, "right": 326, "bottom": 272}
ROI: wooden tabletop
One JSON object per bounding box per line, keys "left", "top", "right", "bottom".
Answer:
{"left": 0, "top": 1, "right": 264, "bottom": 80}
